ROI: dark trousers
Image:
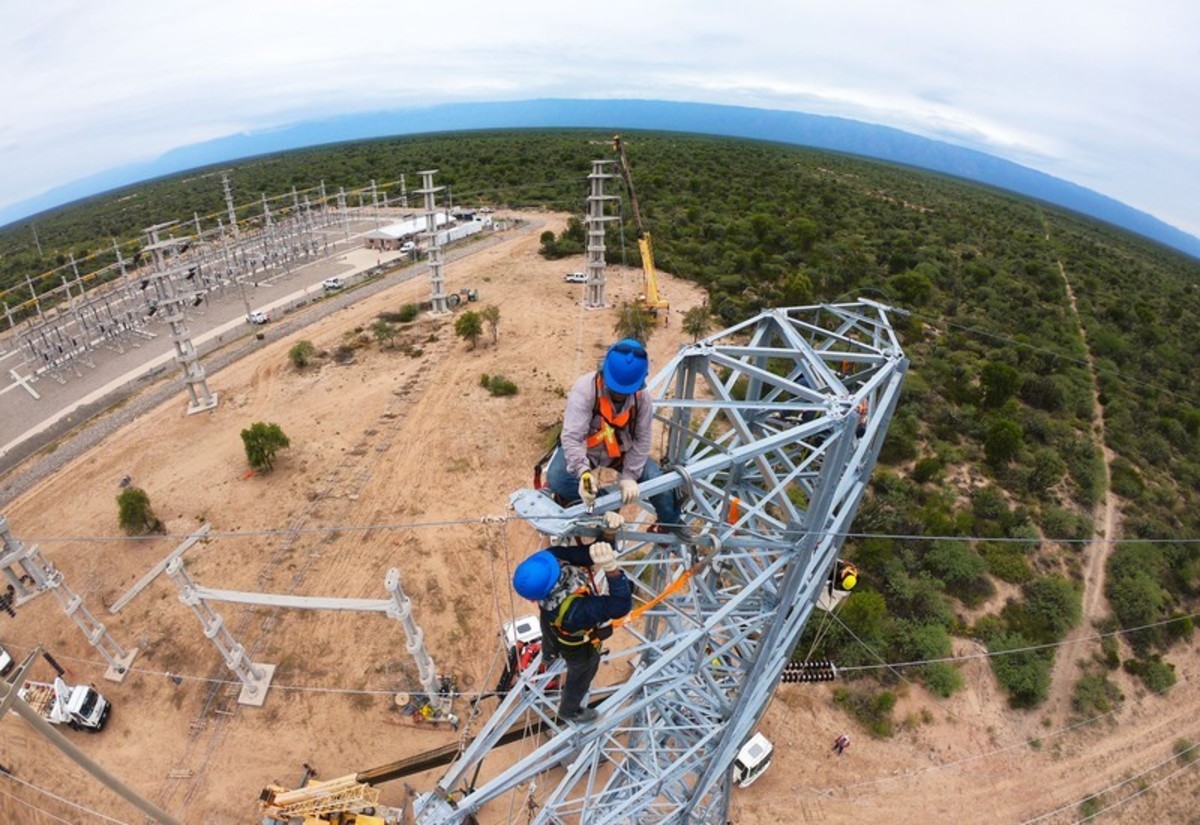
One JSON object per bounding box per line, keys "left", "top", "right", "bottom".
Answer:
{"left": 546, "top": 448, "right": 681, "bottom": 527}
{"left": 559, "top": 645, "right": 600, "bottom": 716}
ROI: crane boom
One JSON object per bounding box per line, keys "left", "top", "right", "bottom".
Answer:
{"left": 612, "top": 135, "right": 669, "bottom": 320}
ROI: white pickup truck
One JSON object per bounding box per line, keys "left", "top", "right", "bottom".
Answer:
{"left": 18, "top": 677, "right": 111, "bottom": 732}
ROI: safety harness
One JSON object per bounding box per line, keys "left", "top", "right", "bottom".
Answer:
{"left": 584, "top": 373, "right": 640, "bottom": 464}
{"left": 540, "top": 564, "right": 607, "bottom": 648}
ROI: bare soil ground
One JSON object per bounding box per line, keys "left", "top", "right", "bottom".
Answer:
{"left": 1, "top": 215, "right": 1198, "bottom": 823}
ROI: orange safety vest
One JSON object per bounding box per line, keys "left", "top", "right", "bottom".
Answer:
{"left": 584, "top": 374, "right": 638, "bottom": 461}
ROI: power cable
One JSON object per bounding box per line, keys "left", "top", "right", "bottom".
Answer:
{"left": 1023, "top": 740, "right": 1199, "bottom": 824}
{"left": 0, "top": 771, "right": 131, "bottom": 824}
{"left": 22, "top": 516, "right": 1200, "bottom": 547}
{"left": 833, "top": 609, "right": 1200, "bottom": 674}
{"left": 0, "top": 786, "right": 76, "bottom": 825}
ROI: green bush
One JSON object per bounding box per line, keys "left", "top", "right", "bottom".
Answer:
{"left": 116, "top": 486, "right": 163, "bottom": 535}
{"left": 1109, "top": 456, "right": 1145, "bottom": 499}
{"left": 923, "top": 662, "right": 964, "bottom": 698}
{"left": 984, "top": 418, "right": 1023, "bottom": 466}
{"left": 288, "top": 340, "right": 317, "bottom": 368}
{"left": 979, "top": 541, "right": 1033, "bottom": 583}
{"left": 911, "top": 457, "right": 942, "bottom": 484}
{"left": 1123, "top": 655, "right": 1176, "bottom": 694}
{"left": 483, "top": 374, "right": 519, "bottom": 397}
{"left": 1071, "top": 672, "right": 1123, "bottom": 716}
{"left": 833, "top": 687, "right": 897, "bottom": 737}
{"left": 989, "top": 632, "right": 1052, "bottom": 708}
{"left": 1175, "top": 738, "right": 1197, "bottom": 765}
{"left": 241, "top": 421, "right": 291, "bottom": 472}
{"left": 398, "top": 303, "right": 420, "bottom": 323}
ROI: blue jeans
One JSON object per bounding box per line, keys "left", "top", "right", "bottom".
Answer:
{"left": 546, "top": 448, "right": 682, "bottom": 527}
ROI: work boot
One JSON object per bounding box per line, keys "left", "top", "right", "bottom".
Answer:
{"left": 650, "top": 523, "right": 698, "bottom": 544}
{"left": 561, "top": 707, "right": 599, "bottom": 724}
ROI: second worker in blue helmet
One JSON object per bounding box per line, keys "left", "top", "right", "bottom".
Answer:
{"left": 511, "top": 511, "right": 632, "bottom": 724}
{"left": 546, "top": 338, "right": 685, "bottom": 534}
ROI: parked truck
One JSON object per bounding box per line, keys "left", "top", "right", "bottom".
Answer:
{"left": 17, "top": 677, "right": 110, "bottom": 732}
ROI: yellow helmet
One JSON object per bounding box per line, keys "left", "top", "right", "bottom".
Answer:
{"left": 841, "top": 572, "right": 857, "bottom": 590}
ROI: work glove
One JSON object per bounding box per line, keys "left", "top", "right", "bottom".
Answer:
{"left": 578, "top": 471, "right": 597, "bottom": 506}
{"left": 619, "top": 478, "right": 640, "bottom": 505}
{"left": 603, "top": 511, "right": 624, "bottom": 532}
{"left": 589, "top": 541, "right": 619, "bottom": 573}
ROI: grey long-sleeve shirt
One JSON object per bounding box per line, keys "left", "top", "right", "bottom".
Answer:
{"left": 561, "top": 372, "right": 654, "bottom": 481}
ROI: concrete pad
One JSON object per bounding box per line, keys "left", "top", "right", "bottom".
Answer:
{"left": 237, "top": 662, "right": 277, "bottom": 707}
{"left": 103, "top": 647, "right": 139, "bottom": 683}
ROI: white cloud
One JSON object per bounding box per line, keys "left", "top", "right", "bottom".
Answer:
{"left": 2, "top": 0, "right": 1198, "bottom": 237}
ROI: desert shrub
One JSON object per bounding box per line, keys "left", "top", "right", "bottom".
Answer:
{"left": 984, "top": 418, "right": 1023, "bottom": 466}
{"left": 1040, "top": 506, "right": 1093, "bottom": 543}
{"left": 116, "top": 486, "right": 163, "bottom": 535}
{"left": 455, "top": 310, "right": 483, "bottom": 349}
{"left": 288, "top": 340, "right": 316, "bottom": 368}
{"left": 1072, "top": 672, "right": 1123, "bottom": 716}
{"left": 1123, "top": 656, "right": 1176, "bottom": 694}
{"left": 1098, "top": 633, "right": 1120, "bottom": 670}
{"left": 923, "top": 662, "right": 964, "bottom": 698}
{"left": 988, "top": 632, "right": 1052, "bottom": 708}
{"left": 1109, "top": 456, "right": 1145, "bottom": 499}
{"left": 979, "top": 541, "right": 1033, "bottom": 583}
{"left": 832, "top": 687, "right": 896, "bottom": 737}
{"left": 398, "top": 303, "right": 420, "bottom": 322}
{"left": 241, "top": 421, "right": 291, "bottom": 472}
{"left": 481, "top": 374, "right": 518, "bottom": 397}
{"left": 911, "top": 456, "right": 942, "bottom": 484}
{"left": 1175, "top": 739, "right": 1197, "bottom": 765}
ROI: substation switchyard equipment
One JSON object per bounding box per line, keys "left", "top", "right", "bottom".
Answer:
{"left": 414, "top": 300, "right": 908, "bottom": 824}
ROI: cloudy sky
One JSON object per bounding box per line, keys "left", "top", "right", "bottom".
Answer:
{"left": 3, "top": 0, "right": 1197, "bottom": 236}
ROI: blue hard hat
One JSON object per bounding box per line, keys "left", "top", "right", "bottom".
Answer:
{"left": 512, "top": 550, "right": 561, "bottom": 601}
{"left": 602, "top": 339, "right": 649, "bottom": 394}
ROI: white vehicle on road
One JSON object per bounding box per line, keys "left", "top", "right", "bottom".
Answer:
{"left": 564, "top": 271, "right": 587, "bottom": 283}
{"left": 247, "top": 310, "right": 270, "bottom": 325}
{"left": 322, "top": 277, "right": 345, "bottom": 292}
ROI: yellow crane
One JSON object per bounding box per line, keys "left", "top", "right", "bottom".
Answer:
{"left": 612, "top": 135, "right": 670, "bottom": 323}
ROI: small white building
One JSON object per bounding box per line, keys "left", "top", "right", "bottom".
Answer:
{"left": 364, "top": 212, "right": 451, "bottom": 251}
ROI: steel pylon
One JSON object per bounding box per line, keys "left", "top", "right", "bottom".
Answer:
{"left": 416, "top": 301, "right": 908, "bottom": 824}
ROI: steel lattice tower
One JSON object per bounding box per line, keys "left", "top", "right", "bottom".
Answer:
{"left": 415, "top": 301, "right": 908, "bottom": 823}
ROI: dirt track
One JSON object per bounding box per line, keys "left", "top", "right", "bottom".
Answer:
{"left": 1, "top": 214, "right": 1198, "bottom": 823}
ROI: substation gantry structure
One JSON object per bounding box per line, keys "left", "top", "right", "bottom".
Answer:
{"left": 415, "top": 300, "right": 908, "bottom": 823}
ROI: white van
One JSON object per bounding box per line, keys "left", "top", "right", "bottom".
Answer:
{"left": 0, "top": 644, "right": 13, "bottom": 678}
{"left": 564, "top": 271, "right": 587, "bottom": 283}
{"left": 732, "top": 732, "right": 773, "bottom": 788}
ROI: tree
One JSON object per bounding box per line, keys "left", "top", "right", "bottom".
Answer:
{"left": 481, "top": 304, "right": 501, "bottom": 344}
{"left": 613, "top": 302, "right": 654, "bottom": 344}
{"left": 984, "top": 418, "right": 1023, "bottom": 466}
{"left": 116, "top": 486, "right": 162, "bottom": 535}
{"left": 372, "top": 319, "right": 399, "bottom": 349}
{"left": 455, "top": 310, "right": 483, "bottom": 349}
{"left": 981, "top": 362, "right": 1021, "bottom": 409}
{"left": 241, "top": 421, "right": 291, "bottom": 472}
{"left": 288, "top": 340, "right": 316, "bottom": 368}
{"left": 682, "top": 304, "right": 713, "bottom": 342}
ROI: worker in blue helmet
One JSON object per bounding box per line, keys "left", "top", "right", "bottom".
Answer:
{"left": 545, "top": 339, "right": 686, "bottom": 535}
{"left": 511, "top": 512, "right": 632, "bottom": 724}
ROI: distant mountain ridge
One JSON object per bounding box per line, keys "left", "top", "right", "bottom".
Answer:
{"left": 5, "top": 98, "right": 1199, "bottom": 259}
